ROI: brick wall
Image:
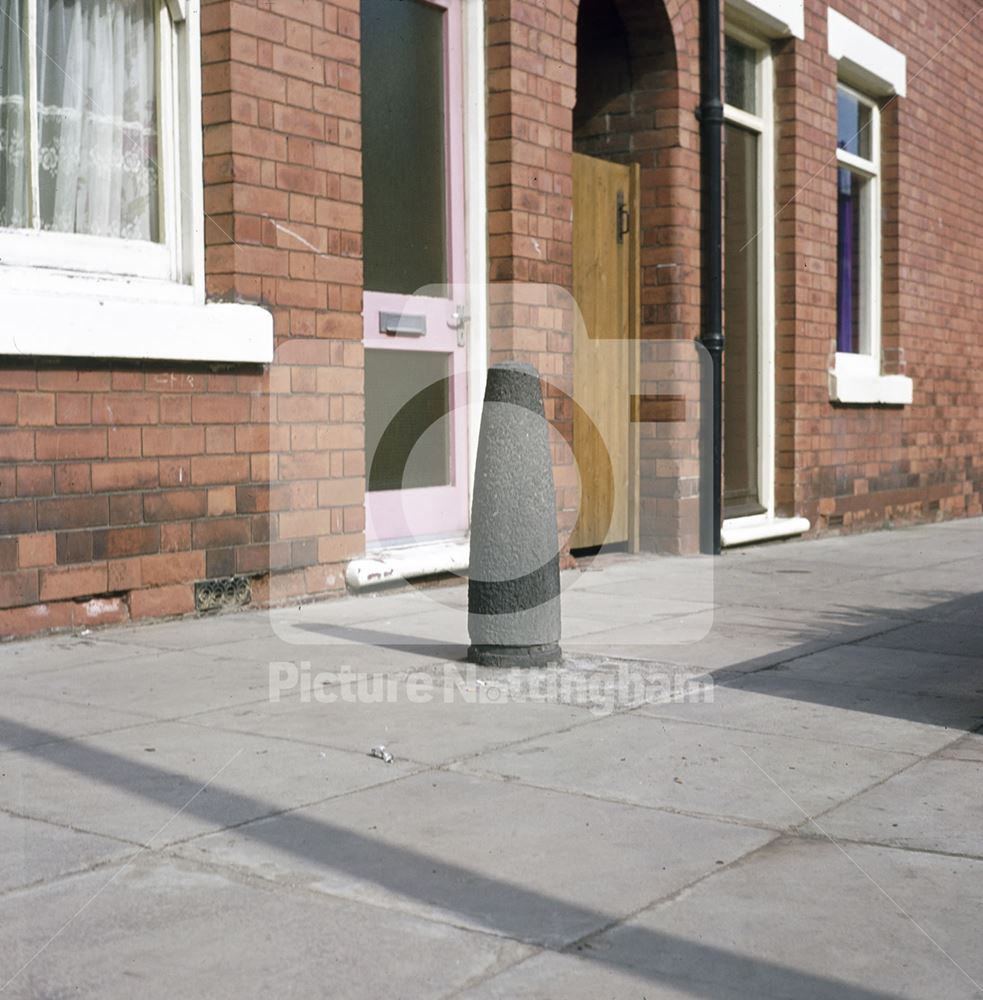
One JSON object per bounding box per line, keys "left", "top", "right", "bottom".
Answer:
{"left": 485, "top": 0, "right": 579, "bottom": 544}
{"left": 776, "top": 0, "right": 983, "bottom": 533}
{"left": 492, "top": 0, "right": 983, "bottom": 549}
{"left": 0, "top": 0, "right": 365, "bottom": 637}
{"left": 4, "top": 0, "right": 983, "bottom": 639}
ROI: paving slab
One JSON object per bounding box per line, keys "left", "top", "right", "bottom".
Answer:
{"left": 461, "top": 838, "right": 983, "bottom": 1000}
{"left": 173, "top": 769, "right": 774, "bottom": 947}
{"left": 571, "top": 552, "right": 714, "bottom": 585}
{"left": 0, "top": 854, "right": 528, "bottom": 1000}
{"left": 0, "top": 720, "right": 421, "bottom": 846}
{"left": 573, "top": 555, "right": 716, "bottom": 598}
{"left": 0, "top": 694, "right": 148, "bottom": 753}
{"left": 0, "top": 648, "right": 275, "bottom": 721}
{"left": 562, "top": 613, "right": 884, "bottom": 670}
{"left": 270, "top": 585, "right": 468, "bottom": 633}
{"left": 97, "top": 610, "right": 278, "bottom": 651}
{"left": 733, "top": 529, "right": 978, "bottom": 571}
{"left": 1, "top": 519, "right": 981, "bottom": 999}
{"left": 0, "top": 810, "right": 128, "bottom": 893}
{"left": 858, "top": 621, "right": 983, "bottom": 660}
{"left": 307, "top": 604, "right": 472, "bottom": 646}
{"left": 911, "top": 591, "right": 983, "bottom": 626}
{"left": 819, "top": 757, "right": 983, "bottom": 858}
{"left": 825, "top": 562, "right": 983, "bottom": 614}
{"left": 198, "top": 626, "right": 465, "bottom": 675}
{"left": 457, "top": 712, "right": 915, "bottom": 829}
{"left": 562, "top": 591, "right": 718, "bottom": 625}
{"left": 637, "top": 673, "right": 982, "bottom": 755}
{"left": 0, "top": 637, "right": 162, "bottom": 675}
{"left": 186, "top": 672, "right": 594, "bottom": 766}
{"left": 774, "top": 644, "right": 983, "bottom": 698}
{"left": 938, "top": 731, "right": 983, "bottom": 762}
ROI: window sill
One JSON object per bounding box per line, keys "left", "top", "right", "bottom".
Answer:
{"left": 0, "top": 276, "right": 273, "bottom": 364}
{"left": 829, "top": 355, "right": 913, "bottom": 405}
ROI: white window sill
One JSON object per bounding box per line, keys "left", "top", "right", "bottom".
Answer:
{"left": 0, "top": 275, "right": 273, "bottom": 364}
{"left": 829, "top": 354, "right": 913, "bottom": 405}
{"left": 721, "top": 514, "right": 811, "bottom": 548}
{"left": 346, "top": 538, "right": 470, "bottom": 590}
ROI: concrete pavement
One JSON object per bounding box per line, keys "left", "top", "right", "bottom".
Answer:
{"left": 0, "top": 519, "right": 981, "bottom": 998}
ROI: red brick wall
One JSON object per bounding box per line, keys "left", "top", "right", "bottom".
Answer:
{"left": 485, "top": 0, "right": 580, "bottom": 543}
{"left": 492, "top": 0, "right": 983, "bottom": 550}
{"left": 0, "top": 0, "right": 365, "bottom": 637}
{"left": 4, "top": 0, "right": 983, "bottom": 638}
{"left": 776, "top": 0, "right": 983, "bottom": 533}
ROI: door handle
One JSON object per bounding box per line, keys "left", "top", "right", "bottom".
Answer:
{"left": 616, "top": 191, "right": 630, "bottom": 244}
{"left": 448, "top": 304, "right": 469, "bottom": 347}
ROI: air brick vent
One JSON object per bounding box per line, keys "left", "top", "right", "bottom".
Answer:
{"left": 194, "top": 576, "right": 252, "bottom": 613}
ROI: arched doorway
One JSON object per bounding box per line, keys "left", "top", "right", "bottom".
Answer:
{"left": 570, "top": 0, "right": 678, "bottom": 553}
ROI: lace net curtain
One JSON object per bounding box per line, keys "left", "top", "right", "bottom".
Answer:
{"left": 0, "top": 0, "right": 160, "bottom": 241}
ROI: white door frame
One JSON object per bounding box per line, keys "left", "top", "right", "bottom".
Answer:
{"left": 462, "top": 0, "right": 489, "bottom": 503}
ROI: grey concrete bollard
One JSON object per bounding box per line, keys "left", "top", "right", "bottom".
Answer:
{"left": 468, "top": 361, "right": 562, "bottom": 667}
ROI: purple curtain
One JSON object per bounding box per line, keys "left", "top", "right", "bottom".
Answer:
{"left": 836, "top": 169, "right": 855, "bottom": 353}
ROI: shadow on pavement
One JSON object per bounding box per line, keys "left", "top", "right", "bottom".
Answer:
{"left": 1, "top": 587, "right": 982, "bottom": 995}
{"left": 0, "top": 715, "right": 901, "bottom": 1000}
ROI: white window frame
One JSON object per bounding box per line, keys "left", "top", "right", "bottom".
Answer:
{"left": 720, "top": 20, "right": 809, "bottom": 546}
{"left": 834, "top": 82, "right": 880, "bottom": 367}
{"left": 723, "top": 29, "right": 775, "bottom": 519}
{"left": 0, "top": 0, "right": 272, "bottom": 363}
{"left": 721, "top": 32, "right": 772, "bottom": 527}
{"left": 0, "top": 0, "right": 177, "bottom": 281}
{"left": 827, "top": 10, "right": 911, "bottom": 404}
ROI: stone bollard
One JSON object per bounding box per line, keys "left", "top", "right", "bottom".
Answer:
{"left": 468, "top": 361, "right": 562, "bottom": 667}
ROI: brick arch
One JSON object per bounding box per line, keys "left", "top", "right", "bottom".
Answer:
{"left": 486, "top": 0, "right": 703, "bottom": 553}
{"left": 568, "top": 0, "right": 699, "bottom": 91}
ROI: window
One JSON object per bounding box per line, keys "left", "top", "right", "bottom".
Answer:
{"left": 361, "top": 0, "right": 448, "bottom": 296}
{"left": 826, "top": 9, "right": 911, "bottom": 404}
{"left": 0, "top": 0, "right": 181, "bottom": 279}
{"left": 723, "top": 33, "right": 776, "bottom": 521}
{"left": 835, "top": 84, "right": 878, "bottom": 357}
{"left": 0, "top": 0, "right": 272, "bottom": 363}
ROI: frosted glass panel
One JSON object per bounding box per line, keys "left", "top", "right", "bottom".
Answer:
{"left": 361, "top": 0, "right": 447, "bottom": 294}
{"left": 365, "top": 349, "right": 451, "bottom": 492}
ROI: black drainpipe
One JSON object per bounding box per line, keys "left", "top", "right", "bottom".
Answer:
{"left": 699, "top": 0, "right": 724, "bottom": 555}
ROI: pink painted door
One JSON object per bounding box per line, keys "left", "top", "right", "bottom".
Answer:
{"left": 361, "top": 0, "right": 468, "bottom": 547}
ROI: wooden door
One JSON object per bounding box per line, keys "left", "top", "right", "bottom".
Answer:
{"left": 571, "top": 153, "right": 639, "bottom": 551}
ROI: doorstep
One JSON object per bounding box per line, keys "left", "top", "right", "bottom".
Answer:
{"left": 346, "top": 538, "right": 470, "bottom": 590}
{"left": 721, "top": 514, "right": 811, "bottom": 548}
